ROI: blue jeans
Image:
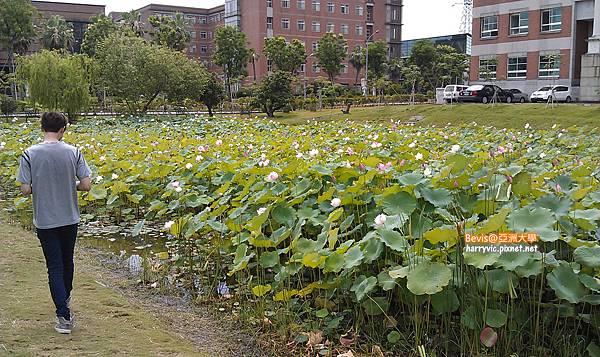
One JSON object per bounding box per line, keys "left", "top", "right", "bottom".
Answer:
{"left": 36, "top": 224, "right": 77, "bottom": 320}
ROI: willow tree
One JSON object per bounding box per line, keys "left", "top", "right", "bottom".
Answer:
{"left": 41, "top": 15, "right": 74, "bottom": 51}
{"left": 18, "top": 50, "right": 91, "bottom": 121}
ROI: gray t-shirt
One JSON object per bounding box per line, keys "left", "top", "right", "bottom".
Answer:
{"left": 16, "top": 141, "right": 91, "bottom": 229}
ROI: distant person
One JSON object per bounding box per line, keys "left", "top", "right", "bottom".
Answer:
{"left": 16, "top": 112, "right": 91, "bottom": 334}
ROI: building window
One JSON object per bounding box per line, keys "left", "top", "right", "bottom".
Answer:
{"left": 481, "top": 16, "right": 498, "bottom": 38}
{"left": 312, "top": 63, "right": 320, "bottom": 72}
{"left": 392, "top": 9, "right": 398, "bottom": 20}
{"left": 326, "top": 22, "right": 334, "bottom": 32}
{"left": 327, "top": 2, "right": 334, "bottom": 13}
{"left": 391, "top": 27, "right": 397, "bottom": 39}
{"left": 300, "top": 63, "right": 306, "bottom": 72}
{"left": 267, "top": 17, "right": 273, "bottom": 29}
{"left": 267, "top": 0, "right": 272, "bottom": 6}
{"left": 507, "top": 56, "right": 527, "bottom": 78}
{"left": 190, "top": 44, "right": 196, "bottom": 53}
{"left": 342, "top": 64, "right": 348, "bottom": 73}
{"left": 267, "top": 59, "right": 273, "bottom": 72}
{"left": 355, "top": 5, "right": 363, "bottom": 16}
{"left": 312, "top": 0, "right": 320, "bottom": 11}
{"left": 200, "top": 16, "right": 207, "bottom": 23}
{"left": 200, "top": 31, "right": 207, "bottom": 39}
{"left": 341, "top": 24, "right": 349, "bottom": 34}
{"left": 479, "top": 58, "right": 497, "bottom": 79}
{"left": 281, "top": 18, "right": 290, "bottom": 29}
{"left": 341, "top": 4, "right": 349, "bottom": 14}
{"left": 200, "top": 45, "right": 207, "bottom": 53}
{"left": 191, "top": 31, "right": 196, "bottom": 39}
{"left": 541, "top": 7, "right": 562, "bottom": 32}
{"left": 355, "top": 25, "right": 363, "bottom": 36}
{"left": 298, "top": 19, "right": 305, "bottom": 31}
{"left": 312, "top": 42, "right": 318, "bottom": 51}
{"left": 539, "top": 54, "right": 560, "bottom": 77}
{"left": 282, "top": 0, "right": 290, "bottom": 8}
{"left": 312, "top": 21, "right": 320, "bottom": 32}
{"left": 510, "top": 12, "right": 528, "bottom": 35}
{"left": 297, "top": 0, "right": 305, "bottom": 9}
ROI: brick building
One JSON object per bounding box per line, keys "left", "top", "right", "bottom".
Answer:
{"left": 109, "top": 4, "right": 225, "bottom": 70}
{"left": 0, "top": 1, "right": 105, "bottom": 67}
{"left": 469, "top": 0, "right": 598, "bottom": 99}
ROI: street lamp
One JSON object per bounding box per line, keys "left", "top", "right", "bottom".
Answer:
{"left": 364, "top": 29, "right": 379, "bottom": 97}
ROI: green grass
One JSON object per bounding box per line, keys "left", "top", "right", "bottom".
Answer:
{"left": 273, "top": 103, "right": 600, "bottom": 128}
{"left": 0, "top": 211, "right": 205, "bottom": 356}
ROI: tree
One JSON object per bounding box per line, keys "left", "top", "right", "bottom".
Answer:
{"left": 264, "top": 37, "right": 306, "bottom": 74}
{"left": 386, "top": 57, "right": 403, "bottom": 82}
{"left": 348, "top": 45, "right": 365, "bottom": 85}
{"left": 437, "top": 44, "right": 469, "bottom": 86}
{"left": 213, "top": 26, "right": 252, "bottom": 100}
{"left": 148, "top": 13, "right": 191, "bottom": 51}
{"left": 365, "top": 40, "right": 387, "bottom": 80}
{"left": 17, "top": 50, "right": 91, "bottom": 121}
{"left": 252, "top": 70, "right": 293, "bottom": 117}
{"left": 401, "top": 64, "right": 422, "bottom": 107}
{"left": 120, "top": 10, "right": 145, "bottom": 37}
{"left": 81, "top": 15, "right": 117, "bottom": 57}
{"left": 41, "top": 15, "right": 74, "bottom": 51}
{"left": 315, "top": 33, "right": 347, "bottom": 82}
{"left": 96, "top": 34, "right": 185, "bottom": 113}
{"left": 0, "top": 0, "right": 38, "bottom": 98}
{"left": 198, "top": 73, "right": 225, "bottom": 116}
{"left": 478, "top": 57, "right": 499, "bottom": 106}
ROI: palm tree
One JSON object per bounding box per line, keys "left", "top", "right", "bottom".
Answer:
{"left": 41, "top": 15, "right": 74, "bottom": 51}
{"left": 348, "top": 46, "right": 365, "bottom": 86}
{"left": 121, "top": 10, "right": 145, "bottom": 37}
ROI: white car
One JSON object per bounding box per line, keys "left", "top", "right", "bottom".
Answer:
{"left": 530, "top": 85, "right": 573, "bottom": 103}
{"left": 443, "top": 85, "right": 469, "bottom": 103}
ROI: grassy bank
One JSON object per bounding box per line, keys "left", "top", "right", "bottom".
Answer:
{"left": 273, "top": 103, "right": 600, "bottom": 128}
{"left": 0, "top": 211, "right": 204, "bottom": 356}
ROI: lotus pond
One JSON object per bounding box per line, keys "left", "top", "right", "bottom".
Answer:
{"left": 1, "top": 115, "right": 600, "bottom": 356}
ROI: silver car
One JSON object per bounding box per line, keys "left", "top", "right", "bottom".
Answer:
{"left": 509, "top": 89, "right": 529, "bottom": 103}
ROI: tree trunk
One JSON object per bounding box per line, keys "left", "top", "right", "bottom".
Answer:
{"left": 207, "top": 105, "right": 213, "bottom": 117}
{"left": 354, "top": 67, "right": 361, "bottom": 86}
{"left": 142, "top": 90, "right": 161, "bottom": 113}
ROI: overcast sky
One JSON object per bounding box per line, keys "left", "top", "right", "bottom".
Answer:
{"left": 44, "top": 0, "right": 464, "bottom": 40}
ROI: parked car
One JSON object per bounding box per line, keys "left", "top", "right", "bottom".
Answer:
{"left": 509, "top": 89, "right": 529, "bottom": 103}
{"left": 443, "top": 85, "right": 469, "bottom": 103}
{"left": 458, "top": 84, "right": 514, "bottom": 104}
{"left": 530, "top": 85, "right": 573, "bottom": 103}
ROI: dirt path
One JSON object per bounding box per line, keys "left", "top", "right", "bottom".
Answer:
{"left": 0, "top": 212, "right": 264, "bottom": 356}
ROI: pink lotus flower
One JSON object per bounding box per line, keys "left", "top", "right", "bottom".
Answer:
{"left": 555, "top": 184, "right": 561, "bottom": 193}
{"left": 215, "top": 139, "right": 223, "bottom": 146}
{"left": 171, "top": 181, "right": 180, "bottom": 188}
{"left": 506, "top": 175, "right": 513, "bottom": 184}
{"left": 374, "top": 214, "right": 387, "bottom": 227}
{"left": 331, "top": 198, "right": 341, "bottom": 208}
{"left": 377, "top": 162, "right": 393, "bottom": 172}
{"left": 453, "top": 180, "right": 459, "bottom": 188}
{"left": 197, "top": 145, "right": 208, "bottom": 152}
{"left": 164, "top": 221, "right": 175, "bottom": 230}
{"left": 346, "top": 147, "right": 354, "bottom": 155}
{"left": 496, "top": 146, "right": 506, "bottom": 155}
{"left": 266, "top": 171, "right": 279, "bottom": 182}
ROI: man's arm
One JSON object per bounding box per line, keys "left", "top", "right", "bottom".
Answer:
{"left": 20, "top": 183, "right": 32, "bottom": 195}
{"left": 77, "top": 177, "right": 91, "bottom": 192}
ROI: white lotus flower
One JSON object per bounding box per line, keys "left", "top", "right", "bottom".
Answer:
{"left": 164, "top": 221, "right": 175, "bottom": 230}
{"left": 371, "top": 142, "right": 382, "bottom": 148}
{"left": 424, "top": 167, "right": 432, "bottom": 177}
{"left": 95, "top": 175, "right": 103, "bottom": 183}
{"left": 259, "top": 159, "right": 270, "bottom": 167}
{"left": 171, "top": 181, "right": 180, "bottom": 188}
{"left": 539, "top": 152, "right": 546, "bottom": 159}
{"left": 450, "top": 144, "right": 460, "bottom": 153}
{"left": 99, "top": 155, "right": 106, "bottom": 161}
{"left": 552, "top": 124, "right": 557, "bottom": 129}
{"left": 257, "top": 207, "right": 267, "bottom": 215}
{"left": 331, "top": 198, "right": 341, "bottom": 208}
{"left": 111, "top": 173, "right": 119, "bottom": 180}
{"left": 296, "top": 152, "right": 303, "bottom": 158}
{"left": 185, "top": 163, "right": 193, "bottom": 169}
{"left": 374, "top": 214, "right": 387, "bottom": 227}
{"left": 196, "top": 155, "right": 204, "bottom": 162}
{"left": 175, "top": 187, "right": 183, "bottom": 193}
{"left": 309, "top": 149, "right": 319, "bottom": 157}
{"left": 408, "top": 142, "right": 416, "bottom": 148}
{"left": 266, "top": 171, "right": 279, "bottom": 182}
{"left": 215, "top": 139, "right": 223, "bottom": 146}
{"left": 415, "top": 153, "right": 423, "bottom": 160}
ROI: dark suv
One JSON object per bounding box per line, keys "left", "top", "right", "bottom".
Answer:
{"left": 458, "top": 85, "right": 514, "bottom": 104}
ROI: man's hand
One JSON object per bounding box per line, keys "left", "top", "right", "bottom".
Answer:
{"left": 77, "top": 177, "right": 91, "bottom": 192}
{"left": 20, "top": 183, "right": 32, "bottom": 196}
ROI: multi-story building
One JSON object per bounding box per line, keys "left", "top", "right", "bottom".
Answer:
{"left": 0, "top": 1, "right": 105, "bottom": 67}
{"left": 224, "top": 0, "right": 403, "bottom": 85}
{"left": 400, "top": 33, "right": 472, "bottom": 58}
{"left": 469, "top": 0, "right": 599, "bottom": 99}
{"left": 110, "top": 4, "right": 225, "bottom": 70}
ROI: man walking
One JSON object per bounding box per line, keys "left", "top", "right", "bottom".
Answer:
{"left": 16, "top": 112, "right": 91, "bottom": 334}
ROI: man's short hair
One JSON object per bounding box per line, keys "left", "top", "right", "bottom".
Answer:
{"left": 41, "top": 112, "right": 67, "bottom": 133}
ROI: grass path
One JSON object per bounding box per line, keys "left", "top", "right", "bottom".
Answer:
{"left": 0, "top": 212, "right": 207, "bottom": 356}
